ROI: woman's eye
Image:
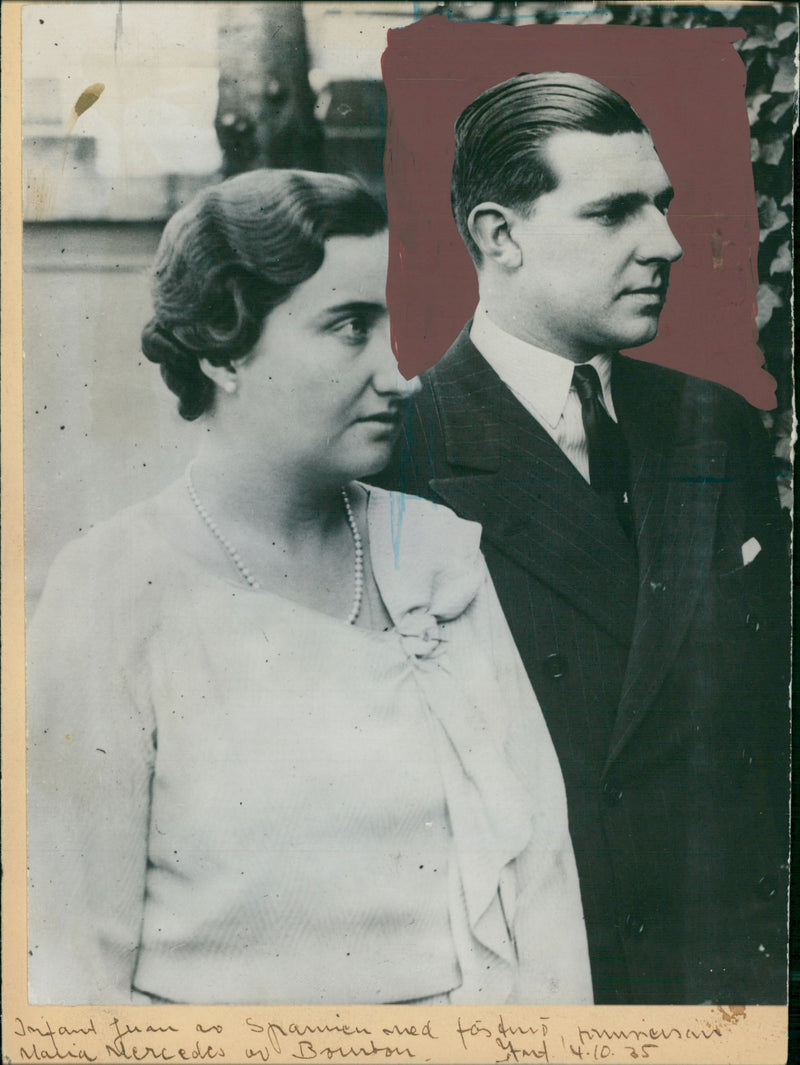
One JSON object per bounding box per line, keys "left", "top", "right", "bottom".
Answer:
{"left": 334, "top": 318, "right": 370, "bottom": 344}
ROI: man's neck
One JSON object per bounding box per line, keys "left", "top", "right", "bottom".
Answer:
{"left": 474, "top": 299, "right": 599, "bottom": 364}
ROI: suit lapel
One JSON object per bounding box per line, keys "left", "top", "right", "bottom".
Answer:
{"left": 605, "top": 358, "right": 729, "bottom": 765}
{"left": 425, "top": 340, "right": 729, "bottom": 765}
{"left": 426, "top": 332, "right": 639, "bottom": 646}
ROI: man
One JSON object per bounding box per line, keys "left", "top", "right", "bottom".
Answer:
{"left": 379, "top": 72, "right": 789, "bottom": 1004}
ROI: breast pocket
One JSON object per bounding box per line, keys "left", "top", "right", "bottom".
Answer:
{"left": 715, "top": 538, "right": 770, "bottom": 622}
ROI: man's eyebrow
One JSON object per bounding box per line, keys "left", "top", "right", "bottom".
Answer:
{"left": 579, "top": 186, "right": 675, "bottom": 213}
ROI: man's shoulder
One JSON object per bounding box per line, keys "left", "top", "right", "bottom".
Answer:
{"left": 621, "top": 354, "right": 751, "bottom": 404}
{"left": 617, "top": 356, "right": 760, "bottom": 437}
{"left": 415, "top": 324, "right": 508, "bottom": 416}
{"left": 396, "top": 327, "right": 483, "bottom": 437}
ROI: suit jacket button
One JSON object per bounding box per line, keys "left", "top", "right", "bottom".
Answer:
{"left": 602, "top": 780, "right": 624, "bottom": 804}
{"left": 625, "top": 914, "right": 647, "bottom": 937}
{"left": 746, "top": 612, "right": 762, "bottom": 634}
{"left": 543, "top": 653, "right": 568, "bottom": 679}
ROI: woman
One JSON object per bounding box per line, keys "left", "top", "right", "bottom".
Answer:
{"left": 27, "top": 169, "right": 591, "bottom": 1005}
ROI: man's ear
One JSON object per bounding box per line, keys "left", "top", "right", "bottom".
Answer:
{"left": 467, "top": 202, "right": 522, "bottom": 269}
{"left": 198, "top": 359, "right": 238, "bottom": 395}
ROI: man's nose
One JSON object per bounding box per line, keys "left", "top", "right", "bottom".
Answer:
{"left": 638, "top": 209, "right": 683, "bottom": 263}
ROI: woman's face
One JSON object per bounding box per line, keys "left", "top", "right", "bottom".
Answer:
{"left": 233, "top": 230, "right": 417, "bottom": 485}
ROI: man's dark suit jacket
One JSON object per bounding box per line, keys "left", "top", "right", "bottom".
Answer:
{"left": 377, "top": 327, "right": 790, "bottom": 1004}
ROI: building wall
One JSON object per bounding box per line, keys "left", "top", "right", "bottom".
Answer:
{"left": 21, "top": 4, "right": 410, "bottom": 615}
{"left": 24, "top": 223, "right": 204, "bottom": 614}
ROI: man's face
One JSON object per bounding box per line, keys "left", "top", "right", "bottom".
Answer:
{"left": 508, "top": 130, "right": 683, "bottom": 359}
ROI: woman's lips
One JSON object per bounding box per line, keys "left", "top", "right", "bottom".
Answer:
{"left": 356, "top": 411, "right": 400, "bottom": 426}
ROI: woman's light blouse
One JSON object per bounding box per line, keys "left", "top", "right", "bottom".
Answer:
{"left": 27, "top": 484, "right": 592, "bottom": 1005}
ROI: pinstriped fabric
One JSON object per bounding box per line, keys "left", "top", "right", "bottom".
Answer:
{"left": 552, "top": 390, "right": 592, "bottom": 483}
{"left": 608, "top": 440, "right": 727, "bottom": 763}
{"left": 430, "top": 381, "right": 639, "bottom": 646}
{"left": 480, "top": 538, "right": 630, "bottom": 998}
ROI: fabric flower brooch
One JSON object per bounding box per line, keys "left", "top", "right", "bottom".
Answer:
{"left": 396, "top": 607, "right": 448, "bottom": 661}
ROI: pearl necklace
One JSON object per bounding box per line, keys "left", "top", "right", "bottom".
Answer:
{"left": 185, "top": 463, "right": 364, "bottom": 625}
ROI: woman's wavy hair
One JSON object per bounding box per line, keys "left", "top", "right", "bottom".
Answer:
{"left": 451, "top": 72, "right": 647, "bottom": 265}
{"left": 141, "top": 169, "right": 387, "bottom": 419}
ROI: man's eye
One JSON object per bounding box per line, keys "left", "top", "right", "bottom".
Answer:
{"left": 594, "top": 208, "right": 626, "bottom": 226}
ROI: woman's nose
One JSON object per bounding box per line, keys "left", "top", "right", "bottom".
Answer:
{"left": 372, "top": 356, "right": 417, "bottom": 398}
{"left": 404, "top": 374, "right": 423, "bottom": 397}
{"left": 370, "top": 325, "right": 418, "bottom": 397}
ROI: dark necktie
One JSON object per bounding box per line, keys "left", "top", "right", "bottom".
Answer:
{"left": 572, "top": 363, "right": 633, "bottom": 540}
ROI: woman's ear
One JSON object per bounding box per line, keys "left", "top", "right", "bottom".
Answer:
{"left": 198, "top": 359, "right": 237, "bottom": 395}
{"left": 467, "top": 202, "right": 522, "bottom": 270}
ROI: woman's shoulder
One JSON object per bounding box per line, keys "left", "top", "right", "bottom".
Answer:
{"left": 38, "top": 489, "right": 183, "bottom": 613}
{"left": 55, "top": 493, "right": 162, "bottom": 562}
{"left": 362, "top": 484, "right": 487, "bottom": 621}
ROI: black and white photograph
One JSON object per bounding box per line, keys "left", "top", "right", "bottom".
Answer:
{"left": 5, "top": 0, "right": 795, "bottom": 1054}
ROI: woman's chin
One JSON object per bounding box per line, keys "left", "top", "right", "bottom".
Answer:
{"left": 341, "top": 445, "right": 395, "bottom": 484}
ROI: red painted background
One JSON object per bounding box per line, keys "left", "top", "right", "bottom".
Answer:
{"left": 382, "top": 17, "right": 775, "bottom": 409}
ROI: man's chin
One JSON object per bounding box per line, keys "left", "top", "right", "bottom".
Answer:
{"left": 618, "top": 320, "right": 661, "bottom": 350}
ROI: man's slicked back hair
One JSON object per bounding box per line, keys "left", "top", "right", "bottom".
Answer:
{"left": 451, "top": 72, "right": 648, "bottom": 263}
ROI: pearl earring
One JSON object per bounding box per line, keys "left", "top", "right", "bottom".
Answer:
{"left": 222, "top": 379, "right": 237, "bottom": 395}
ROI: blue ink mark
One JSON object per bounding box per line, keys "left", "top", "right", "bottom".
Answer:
{"left": 389, "top": 490, "right": 407, "bottom": 569}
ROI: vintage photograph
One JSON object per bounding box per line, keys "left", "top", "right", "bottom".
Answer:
{"left": 8, "top": 0, "right": 795, "bottom": 1044}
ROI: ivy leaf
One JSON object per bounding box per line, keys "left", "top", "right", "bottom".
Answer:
{"left": 756, "top": 283, "right": 783, "bottom": 330}
{"left": 747, "top": 92, "right": 771, "bottom": 123}
{"left": 756, "top": 193, "right": 777, "bottom": 228}
{"left": 775, "top": 20, "right": 798, "bottom": 42}
{"left": 772, "top": 54, "right": 797, "bottom": 92}
{"left": 760, "top": 138, "right": 786, "bottom": 166}
{"left": 762, "top": 207, "right": 790, "bottom": 238}
{"left": 739, "top": 33, "right": 772, "bottom": 51}
{"left": 769, "top": 241, "right": 792, "bottom": 275}
{"left": 763, "top": 95, "right": 795, "bottom": 123}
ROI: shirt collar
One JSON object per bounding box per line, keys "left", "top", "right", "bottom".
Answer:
{"left": 470, "top": 303, "right": 618, "bottom": 426}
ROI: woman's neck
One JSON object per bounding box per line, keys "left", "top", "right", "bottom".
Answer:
{"left": 178, "top": 440, "right": 390, "bottom": 629}
{"left": 191, "top": 437, "right": 346, "bottom": 544}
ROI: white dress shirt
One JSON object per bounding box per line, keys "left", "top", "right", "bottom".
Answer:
{"left": 470, "top": 303, "right": 618, "bottom": 483}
